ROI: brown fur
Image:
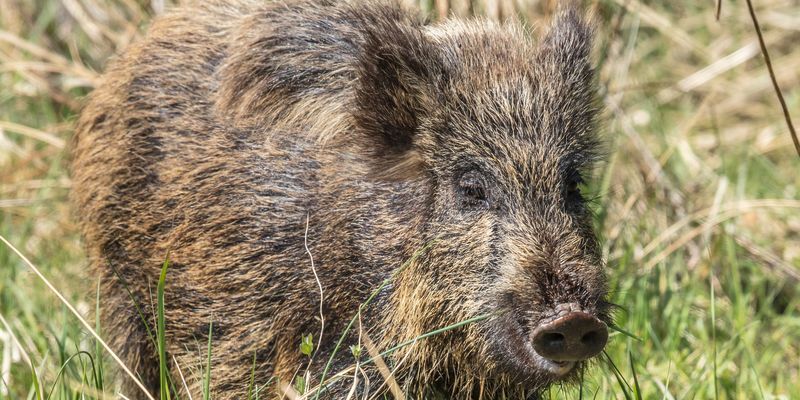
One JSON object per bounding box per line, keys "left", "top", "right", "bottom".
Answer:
{"left": 71, "top": 0, "right": 609, "bottom": 398}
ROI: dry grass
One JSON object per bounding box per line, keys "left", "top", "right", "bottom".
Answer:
{"left": 1, "top": 0, "right": 799, "bottom": 398}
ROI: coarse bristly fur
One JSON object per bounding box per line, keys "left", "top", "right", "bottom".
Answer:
{"left": 70, "top": 0, "right": 610, "bottom": 398}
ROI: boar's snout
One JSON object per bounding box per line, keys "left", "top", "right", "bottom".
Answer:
{"left": 531, "top": 306, "right": 608, "bottom": 362}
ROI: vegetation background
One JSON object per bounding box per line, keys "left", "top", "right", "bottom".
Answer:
{"left": 1, "top": 0, "right": 798, "bottom": 398}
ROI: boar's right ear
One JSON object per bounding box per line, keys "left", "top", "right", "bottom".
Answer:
{"left": 353, "top": 13, "right": 442, "bottom": 178}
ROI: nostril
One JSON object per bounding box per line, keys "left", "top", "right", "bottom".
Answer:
{"left": 581, "top": 330, "right": 601, "bottom": 345}
{"left": 542, "top": 332, "right": 565, "bottom": 346}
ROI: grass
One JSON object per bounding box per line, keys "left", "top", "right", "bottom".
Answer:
{"left": 1, "top": 0, "right": 799, "bottom": 398}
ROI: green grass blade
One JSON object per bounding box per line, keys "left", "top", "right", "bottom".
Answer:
{"left": 94, "top": 280, "right": 104, "bottom": 394}
{"left": 628, "top": 351, "right": 642, "bottom": 400}
{"left": 313, "top": 313, "right": 490, "bottom": 396}
{"left": 710, "top": 262, "right": 718, "bottom": 400}
{"left": 157, "top": 256, "right": 172, "bottom": 400}
{"left": 111, "top": 261, "right": 179, "bottom": 396}
{"left": 608, "top": 323, "right": 641, "bottom": 342}
{"left": 109, "top": 262, "right": 158, "bottom": 350}
{"left": 203, "top": 321, "right": 213, "bottom": 400}
{"left": 604, "top": 351, "right": 633, "bottom": 400}
{"left": 30, "top": 362, "right": 43, "bottom": 400}
{"left": 247, "top": 351, "right": 257, "bottom": 400}
{"left": 369, "top": 313, "right": 490, "bottom": 362}
{"left": 312, "top": 240, "right": 437, "bottom": 400}
{"left": 44, "top": 351, "right": 97, "bottom": 400}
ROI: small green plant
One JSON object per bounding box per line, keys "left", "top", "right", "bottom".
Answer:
{"left": 300, "top": 333, "right": 314, "bottom": 357}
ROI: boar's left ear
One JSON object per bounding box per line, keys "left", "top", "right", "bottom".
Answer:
{"left": 536, "top": 5, "right": 594, "bottom": 87}
{"left": 534, "top": 5, "right": 600, "bottom": 147}
{"left": 537, "top": 6, "right": 597, "bottom": 102}
{"left": 353, "top": 10, "right": 443, "bottom": 177}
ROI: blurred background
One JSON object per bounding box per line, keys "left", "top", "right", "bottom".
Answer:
{"left": 0, "top": 0, "right": 798, "bottom": 398}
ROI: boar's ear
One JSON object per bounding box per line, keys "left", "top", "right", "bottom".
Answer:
{"left": 534, "top": 5, "right": 599, "bottom": 141}
{"left": 353, "top": 14, "right": 442, "bottom": 177}
{"left": 536, "top": 5, "right": 594, "bottom": 91}
{"left": 534, "top": 5, "right": 600, "bottom": 156}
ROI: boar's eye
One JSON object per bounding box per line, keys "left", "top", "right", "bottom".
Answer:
{"left": 565, "top": 172, "right": 585, "bottom": 208}
{"left": 457, "top": 170, "right": 490, "bottom": 210}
